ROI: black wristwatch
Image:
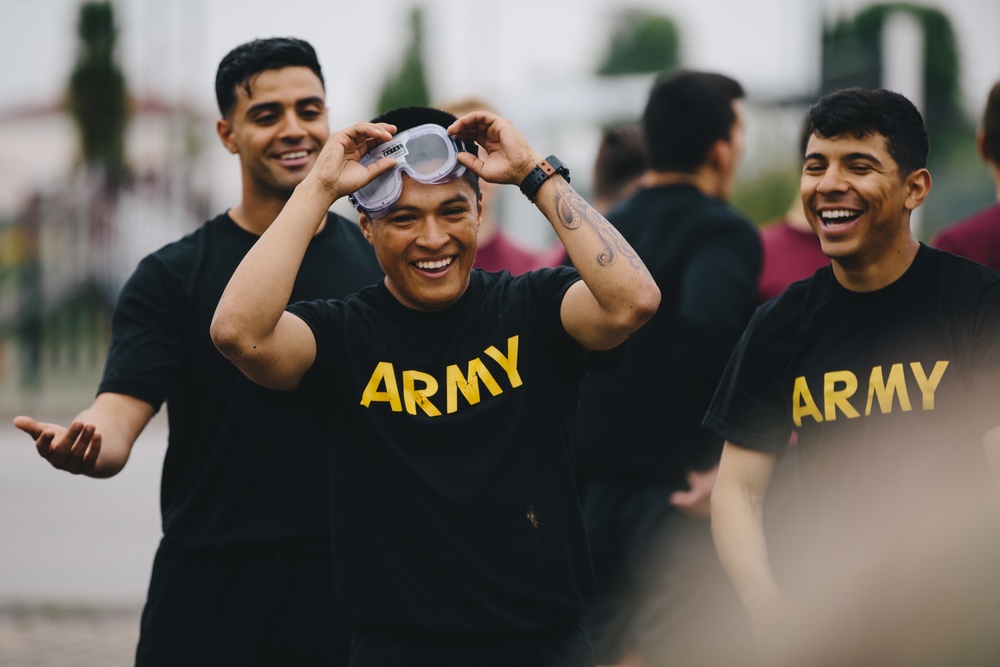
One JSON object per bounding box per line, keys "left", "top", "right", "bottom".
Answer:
{"left": 519, "top": 155, "right": 571, "bottom": 202}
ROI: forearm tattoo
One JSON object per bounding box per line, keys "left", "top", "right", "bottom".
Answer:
{"left": 551, "top": 179, "right": 645, "bottom": 271}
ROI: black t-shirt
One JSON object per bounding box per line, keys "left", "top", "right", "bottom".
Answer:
{"left": 284, "top": 268, "right": 606, "bottom": 636}
{"left": 578, "top": 184, "right": 761, "bottom": 487}
{"left": 99, "top": 212, "right": 383, "bottom": 548}
{"left": 704, "top": 245, "right": 1000, "bottom": 518}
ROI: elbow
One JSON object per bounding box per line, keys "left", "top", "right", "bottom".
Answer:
{"left": 210, "top": 314, "right": 251, "bottom": 363}
{"left": 624, "top": 280, "right": 660, "bottom": 331}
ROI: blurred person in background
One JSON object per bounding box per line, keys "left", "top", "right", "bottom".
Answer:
{"left": 576, "top": 70, "right": 761, "bottom": 667}
{"left": 757, "top": 118, "right": 828, "bottom": 303}
{"left": 436, "top": 96, "right": 566, "bottom": 273}
{"left": 707, "top": 87, "right": 1000, "bottom": 662}
{"left": 12, "top": 37, "right": 383, "bottom": 666}
{"left": 931, "top": 80, "right": 1000, "bottom": 272}
{"left": 590, "top": 122, "right": 649, "bottom": 216}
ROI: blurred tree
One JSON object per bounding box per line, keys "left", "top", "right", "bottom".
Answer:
{"left": 66, "top": 1, "right": 129, "bottom": 185}
{"left": 821, "top": 3, "right": 970, "bottom": 155}
{"left": 732, "top": 168, "right": 800, "bottom": 228}
{"left": 596, "top": 9, "right": 680, "bottom": 76}
{"left": 376, "top": 6, "right": 431, "bottom": 114}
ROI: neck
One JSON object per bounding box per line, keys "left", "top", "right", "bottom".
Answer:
{"left": 645, "top": 167, "right": 725, "bottom": 200}
{"left": 228, "top": 185, "right": 292, "bottom": 236}
{"left": 831, "top": 235, "right": 920, "bottom": 292}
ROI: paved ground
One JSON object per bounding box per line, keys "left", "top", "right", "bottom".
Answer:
{"left": 0, "top": 603, "right": 141, "bottom": 667}
{"left": 0, "top": 374, "right": 166, "bottom": 666}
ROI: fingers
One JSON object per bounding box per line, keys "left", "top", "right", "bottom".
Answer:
{"left": 455, "top": 151, "right": 486, "bottom": 177}
{"left": 13, "top": 415, "right": 44, "bottom": 439}
{"left": 669, "top": 489, "right": 692, "bottom": 507}
{"left": 80, "top": 431, "right": 102, "bottom": 472}
{"left": 35, "top": 420, "right": 100, "bottom": 474}
{"left": 342, "top": 121, "right": 396, "bottom": 156}
{"left": 448, "top": 110, "right": 499, "bottom": 138}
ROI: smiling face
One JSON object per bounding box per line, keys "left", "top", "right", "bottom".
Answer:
{"left": 360, "top": 175, "right": 483, "bottom": 312}
{"left": 217, "top": 66, "right": 328, "bottom": 202}
{"left": 801, "top": 131, "right": 930, "bottom": 279}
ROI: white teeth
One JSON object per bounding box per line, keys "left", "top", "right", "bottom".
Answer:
{"left": 416, "top": 257, "right": 453, "bottom": 270}
{"left": 279, "top": 151, "right": 308, "bottom": 160}
{"left": 820, "top": 209, "right": 858, "bottom": 220}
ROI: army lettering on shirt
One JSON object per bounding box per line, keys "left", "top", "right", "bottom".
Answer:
{"left": 792, "top": 360, "right": 949, "bottom": 427}
{"left": 360, "top": 335, "right": 523, "bottom": 416}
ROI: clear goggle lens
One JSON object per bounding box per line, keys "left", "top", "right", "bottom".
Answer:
{"left": 350, "top": 124, "right": 473, "bottom": 219}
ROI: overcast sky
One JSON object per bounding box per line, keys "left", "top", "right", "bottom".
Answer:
{"left": 3, "top": 0, "right": 998, "bottom": 125}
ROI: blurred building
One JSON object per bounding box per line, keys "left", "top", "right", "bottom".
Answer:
{"left": 0, "top": 97, "right": 213, "bottom": 393}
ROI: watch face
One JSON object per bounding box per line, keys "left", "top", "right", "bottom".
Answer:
{"left": 547, "top": 155, "right": 570, "bottom": 183}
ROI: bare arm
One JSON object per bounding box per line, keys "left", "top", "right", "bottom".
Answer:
{"left": 536, "top": 178, "right": 660, "bottom": 350}
{"left": 711, "top": 441, "right": 782, "bottom": 624}
{"left": 211, "top": 122, "right": 398, "bottom": 389}
{"left": 449, "top": 112, "right": 659, "bottom": 351}
{"left": 13, "top": 392, "right": 155, "bottom": 478}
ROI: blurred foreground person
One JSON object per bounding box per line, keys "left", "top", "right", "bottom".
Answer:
{"left": 13, "top": 38, "right": 383, "bottom": 666}
{"left": 210, "top": 105, "right": 659, "bottom": 666}
{"left": 707, "top": 87, "right": 1000, "bottom": 664}
{"left": 577, "top": 71, "right": 760, "bottom": 667}
{"left": 931, "top": 80, "right": 1000, "bottom": 271}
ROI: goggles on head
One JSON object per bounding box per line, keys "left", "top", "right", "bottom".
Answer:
{"left": 349, "top": 123, "right": 476, "bottom": 219}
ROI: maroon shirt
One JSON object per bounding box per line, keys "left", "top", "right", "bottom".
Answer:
{"left": 757, "top": 220, "right": 829, "bottom": 303}
{"left": 931, "top": 201, "right": 1000, "bottom": 273}
{"left": 474, "top": 230, "right": 565, "bottom": 275}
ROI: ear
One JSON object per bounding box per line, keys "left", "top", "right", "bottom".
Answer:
{"left": 217, "top": 118, "right": 239, "bottom": 154}
{"left": 359, "top": 214, "right": 375, "bottom": 245}
{"left": 977, "top": 130, "right": 991, "bottom": 163}
{"left": 475, "top": 191, "right": 484, "bottom": 233}
{"left": 904, "top": 168, "right": 932, "bottom": 211}
{"left": 707, "top": 139, "right": 730, "bottom": 172}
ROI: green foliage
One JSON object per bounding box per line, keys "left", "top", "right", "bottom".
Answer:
{"left": 66, "top": 1, "right": 128, "bottom": 183}
{"left": 596, "top": 9, "right": 680, "bottom": 76}
{"left": 732, "top": 168, "right": 801, "bottom": 228}
{"left": 376, "top": 7, "right": 431, "bottom": 114}
{"left": 821, "top": 3, "right": 972, "bottom": 155}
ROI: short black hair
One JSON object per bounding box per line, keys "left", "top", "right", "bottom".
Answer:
{"left": 592, "top": 123, "right": 648, "bottom": 204}
{"left": 643, "top": 70, "right": 744, "bottom": 173}
{"left": 807, "top": 88, "right": 929, "bottom": 177}
{"left": 215, "top": 37, "right": 324, "bottom": 118}
{"left": 983, "top": 81, "right": 1000, "bottom": 164}
{"left": 370, "top": 106, "right": 481, "bottom": 200}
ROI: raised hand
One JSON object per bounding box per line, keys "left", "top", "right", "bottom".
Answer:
{"left": 310, "top": 121, "right": 399, "bottom": 200}
{"left": 447, "top": 112, "right": 542, "bottom": 187}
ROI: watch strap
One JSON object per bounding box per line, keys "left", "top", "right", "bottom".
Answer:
{"left": 519, "top": 155, "right": 571, "bottom": 202}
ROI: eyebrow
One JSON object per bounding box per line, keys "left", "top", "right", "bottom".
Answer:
{"left": 388, "top": 194, "right": 473, "bottom": 215}
{"left": 438, "top": 195, "right": 473, "bottom": 208}
{"left": 804, "top": 151, "right": 883, "bottom": 166}
{"left": 245, "top": 96, "right": 325, "bottom": 117}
